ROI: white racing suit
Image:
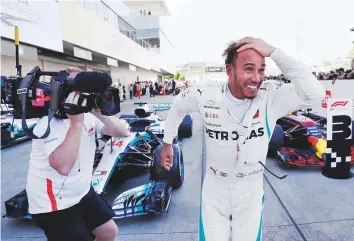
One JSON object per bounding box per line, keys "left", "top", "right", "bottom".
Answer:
{"left": 163, "top": 48, "right": 326, "bottom": 241}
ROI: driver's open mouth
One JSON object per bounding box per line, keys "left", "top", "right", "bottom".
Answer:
{"left": 247, "top": 84, "right": 258, "bottom": 89}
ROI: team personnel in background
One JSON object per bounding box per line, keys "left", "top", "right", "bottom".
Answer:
{"left": 136, "top": 82, "right": 142, "bottom": 99}
{"left": 150, "top": 82, "right": 155, "bottom": 97}
{"left": 129, "top": 84, "right": 133, "bottom": 99}
{"left": 154, "top": 81, "right": 159, "bottom": 93}
{"left": 26, "top": 67, "right": 130, "bottom": 241}
{"left": 145, "top": 82, "right": 150, "bottom": 96}
{"left": 118, "top": 83, "right": 123, "bottom": 102}
{"left": 133, "top": 82, "right": 137, "bottom": 97}
{"left": 160, "top": 37, "right": 325, "bottom": 241}
{"left": 171, "top": 79, "right": 176, "bottom": 96}
{"left": 122, "top": 85, "right": 126, "bottom": 101}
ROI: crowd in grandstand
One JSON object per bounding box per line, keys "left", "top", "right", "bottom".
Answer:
{"left": 266, "top": 58, "right": 354, "bottom": 82}
{"left": 315, "top": 58, "right": 354, "bottom": 80}
{"left": 316, "top": 68, "right": 354, "bottom": 80}
{"left": 265, "top": 74, "right": 291, "bottom": 83}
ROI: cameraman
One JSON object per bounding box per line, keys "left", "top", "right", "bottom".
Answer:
{"left": 25, "top": 67, "right": 130, "bottom": 241}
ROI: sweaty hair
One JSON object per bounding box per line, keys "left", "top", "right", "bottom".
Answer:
{"left": 222, "top": 41, "right": 247, "bottom": 65}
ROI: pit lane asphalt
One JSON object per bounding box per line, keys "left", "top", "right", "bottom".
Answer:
{"left": 1, "top": 94, "right": 354, "bottom": 241}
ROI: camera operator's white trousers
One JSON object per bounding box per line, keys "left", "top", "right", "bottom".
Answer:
{"left": 199, "top": 167, "right": 264, "bottom": 241}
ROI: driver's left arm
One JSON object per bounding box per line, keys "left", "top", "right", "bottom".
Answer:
{"left": 269, "top": 49, "right": 326, "bottom": 119}
{"left": 91, "top": 112, "right": 130, "bottom": 137}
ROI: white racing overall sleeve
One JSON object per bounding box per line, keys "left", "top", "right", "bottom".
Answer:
{"left": 268, "top": 48, "right": 326, "bottom": 119}
{"left": 163, "top": 87, "right": 200, "bottom": 144}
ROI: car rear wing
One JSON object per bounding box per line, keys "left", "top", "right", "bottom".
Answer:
{"left": 133, "top": 102, "right": 148, "bottom": 106}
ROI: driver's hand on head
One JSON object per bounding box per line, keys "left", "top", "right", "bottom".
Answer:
{"left": 160, "top": 144, "right": 173, "bottom": 170}
{"left": 236, "top": 36, "right": 276, "bottom": 57}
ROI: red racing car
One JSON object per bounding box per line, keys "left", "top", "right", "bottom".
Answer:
{"left": 268, "top": 109, "right": 354, "bottom": 168}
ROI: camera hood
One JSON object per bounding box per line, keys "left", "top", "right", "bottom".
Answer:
{"left": 95, "top": 87, "right": 120, "bottom": 116}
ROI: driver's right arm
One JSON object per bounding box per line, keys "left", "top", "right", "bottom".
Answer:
{"left": 163, "top": 86, "right": 200, "bottom": 144}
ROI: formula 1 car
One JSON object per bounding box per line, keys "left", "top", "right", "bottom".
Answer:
{"left": 90, "top": 102, "right": 192, "bottom": 218}
{"left": 3, "top": 103, "right": 192, "bottom": 220}
{"left": 268, "top": 109, "right": 354, "bottom": 168}
{"left": 119, "top": 102, "right": 193, "bottom": 139}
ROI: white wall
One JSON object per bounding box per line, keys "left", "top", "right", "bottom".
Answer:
{"left": 123, "top": 16, "right": 160, "bottom": 29}
{"left": 1, "top": 55, "right": 42, "bottom": 77}
{"left": 110, "top": 65, "right": 160, "bottom": 87}
{"left": 1, "top": 0, "right": 63, "bottom": 52}
{"left": 102, "top": 0, "right": 131, "bottom": 16}
{"left": 59, "top": 1, "right": 160, "bottom": 72}
{"left": 0, "top": 55, "right": 80, "bottom": 82}
{"left": 159, "top": 29, "right": 176, "bottom": 74}
{"left": 41, "top": 60, "right": 75, "bottom": 82}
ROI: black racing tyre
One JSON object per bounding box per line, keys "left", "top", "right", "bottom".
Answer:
{"left": 150, "top": 144, "right": 184, "bottom": 189}
{"left": 119, "top": 114, "right": 137, "bottom": 119}
{"left": 178, "top": 114, "right": 193, "bottom": 138}
{"left": 268, "top": 124, "right": 285, "bottom": 156}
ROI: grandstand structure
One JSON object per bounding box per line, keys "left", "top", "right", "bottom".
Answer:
{"left": 176, "top": 62, "right": 226, "bottom": 84}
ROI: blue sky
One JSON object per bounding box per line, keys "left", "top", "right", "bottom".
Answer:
{"left": 160, "top": 0, "right": 354, "bottom": 66}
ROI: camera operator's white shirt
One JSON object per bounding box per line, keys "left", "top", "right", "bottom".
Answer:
{"left": 26, "top": 113, "right": 104, "bottom": 214}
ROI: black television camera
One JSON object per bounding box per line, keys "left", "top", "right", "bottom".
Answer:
{"left": 2, "top": 66, "right": 120, "bottom": 139}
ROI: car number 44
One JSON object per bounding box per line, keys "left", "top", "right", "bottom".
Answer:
{"left": 107, "top": 140, "right": 124, "bottom": 147}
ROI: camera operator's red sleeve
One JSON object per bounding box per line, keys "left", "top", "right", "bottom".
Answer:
{"left": 32, "top": 117, "right": 66, "bottom": 156}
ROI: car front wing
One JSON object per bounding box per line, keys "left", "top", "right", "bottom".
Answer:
{"left": 110, "top": 181, "right": 173, "bottom": 219}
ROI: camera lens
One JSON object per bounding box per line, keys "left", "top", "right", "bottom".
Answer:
{"left": 97, "top": 87, "right": 120, "bottom": 115}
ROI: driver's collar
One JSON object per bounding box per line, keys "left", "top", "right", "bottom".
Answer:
{"left": 224, "top": 80, "right": 248, "bottom": 103}
{"left": 221, "top": 80, "right": 262, "bottom": 128}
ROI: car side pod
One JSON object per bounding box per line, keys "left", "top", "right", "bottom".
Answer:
{"left": 322, "top": 98, "right": 353, "bottom": 179}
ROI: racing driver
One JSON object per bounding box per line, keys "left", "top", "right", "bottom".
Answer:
{"left": 160, "top": 37, "right": 325, "bottom": 241}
